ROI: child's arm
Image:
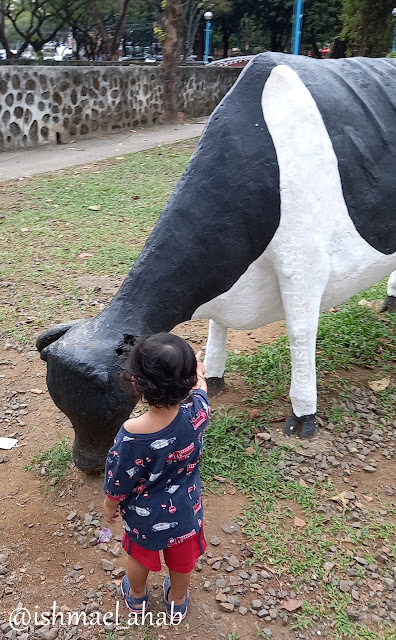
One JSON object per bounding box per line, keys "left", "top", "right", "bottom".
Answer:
{"left": 193, "top": 350, "right": 208, "bottom": 394}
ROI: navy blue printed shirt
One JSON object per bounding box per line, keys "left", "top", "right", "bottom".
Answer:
{"left": 103, "top": 389, "right": 210, "bottom": 551}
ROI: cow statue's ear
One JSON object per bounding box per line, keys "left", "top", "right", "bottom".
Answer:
{"left": 36, "top": 319, "right": 83, "bottom": 355}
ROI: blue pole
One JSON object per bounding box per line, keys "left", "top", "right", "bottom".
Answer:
{"left": 292, "top": 0, "right": 305, "bottom": 55}
{"left": 204, "top": 20, "right": 211, "bottom": 63}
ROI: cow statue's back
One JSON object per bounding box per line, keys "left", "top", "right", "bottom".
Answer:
{"left": 37, "top": 53, "right": 396, "bottom": 472}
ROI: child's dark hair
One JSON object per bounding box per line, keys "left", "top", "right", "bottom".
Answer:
{"left": 123, "top": 333, "right": 198, "bottom": 408}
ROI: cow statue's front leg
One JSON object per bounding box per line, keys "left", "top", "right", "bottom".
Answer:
{"left": 380, "top": 271, "right": 396, "bottom": 313}
{"left": 277, "top": 260, "right": 330, "bottom": 440}
{"left": 204, "top": 320, "right": 227, "bottom": 396}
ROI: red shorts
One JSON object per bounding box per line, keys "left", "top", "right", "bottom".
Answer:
{"left": 122, "top": 528, "right": 207, "bottom": 574}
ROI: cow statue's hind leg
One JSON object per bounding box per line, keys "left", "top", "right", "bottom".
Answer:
{"left": 204, "top": 320, "right": 227, "bottom": 396}
{"left": 277, "top": 259, "right": 330, "bottom": 439}
{"left": 380, "top": 271, "right": 396, "bottom": 313}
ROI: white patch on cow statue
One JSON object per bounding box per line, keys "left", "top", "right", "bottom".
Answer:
{"left": 37, "top": 53, "right": 396, "bottom": 471}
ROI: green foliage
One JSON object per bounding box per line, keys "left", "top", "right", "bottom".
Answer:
{"left": 341, "top": 0, "right": 395, "bottom": 56}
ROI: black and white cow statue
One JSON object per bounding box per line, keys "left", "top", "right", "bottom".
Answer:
{"left": 37, "top": 53, "right": 396, "bottom": 472}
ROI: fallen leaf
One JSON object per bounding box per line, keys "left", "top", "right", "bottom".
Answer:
{"left": 20, "top": 227, "right": 29, "bottom": 232}
{"left": 30, "top": 388, "right": 43, "bottom": 395}
{"left": 245, "top": 446, "right": 255, "bottom": 456}
{"left": 78, "top": 252, "right": 94, "bottom": 258}
{"left": 281, "top": 598, "right": 303, "bottom": 612}
{"left": 247, "top": 409, "right": 260, "bottom": 419}
{"left": 367, "top": 579, "right": 383, "bottom": 592}
{"left": 270, "top": 416, "right": 285, "bottom": 423}
{"left": 368, "top": 378, "right": 390, "bottom": 392}
{"left": 298, "top": 478, "right": 308, "bottom": 488}
{"left": 362, "top": 494, "right": 373, "bottom": 502}
{"left": 330, "top": 491, "right": 350, "bottom": 508}
{"left": 358, "top": 298, "right": 376, "bottom": 309}
{"left": 354, "top": 501, "right": 366, "bottom": 510}
{"left": 213, "top": 475, "right": 227, "bottom": 483}
{"left": 87, "top": 205, "right": 101, "bottom": 211}
{"left": 294, "top": 516, "right": 306, "bottom": 528}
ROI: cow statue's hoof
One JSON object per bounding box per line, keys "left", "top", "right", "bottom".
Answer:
{"left": 283, "top": 412, "right": 317, "bottom": 439}
{"left": 206, "top": 376, "right": 226, "bottom": 397}
{"left": 380, "top": 295, "right": 396, "bottom": 313}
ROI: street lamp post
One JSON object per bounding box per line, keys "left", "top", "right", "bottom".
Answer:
{"left": 204, "top": 11, "right": 213, "bottom": 64}
{"left": 392, "top": 8, "right": 396, "bottom": 53}
{"left": 291, "top": 0, "right": 305, "bottom": 55}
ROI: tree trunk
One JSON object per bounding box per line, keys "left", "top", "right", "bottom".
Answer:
{"left": 311, "top": 40, "right": 322, "bottom": 58}
{"left": 194, "top": 19, "right": 204, "bottom": 61}
{"left": 162, "top": 0, "right": 182, "bottom": 124}
{"left": 331, "top": 36, "right": 347, "bottom": 59}
{"left": 222, "top": 19, "right": 229, "bottom": 58}
{"left": 109, "top": 0, "right": 131, "bottom": 60}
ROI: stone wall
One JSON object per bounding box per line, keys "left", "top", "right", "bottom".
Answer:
{"left": 0, "top": 65, "right": 241, "bottom": 151}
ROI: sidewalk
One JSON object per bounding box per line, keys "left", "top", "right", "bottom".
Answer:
{"left": 0, "top": 120, "right": 207, "bottom": 182}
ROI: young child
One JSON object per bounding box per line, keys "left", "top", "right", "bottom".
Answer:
{"left": 103, "top": 332, "right": 209, "bottom": 620}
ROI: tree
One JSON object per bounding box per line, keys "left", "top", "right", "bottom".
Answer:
{"left": 87, "top": 0, "right": 131, "bottom": 60}
{"left": 161, "top": 0, "right": 183, "bottom": 123}
{"left": 1, "top": 0, "right": 79, "bottom": 58}
{"left": 341, "top": 0, "right": 395, "bottom": 57}
{"left": 302, "top": 0, "right": 342, "bottom": 57}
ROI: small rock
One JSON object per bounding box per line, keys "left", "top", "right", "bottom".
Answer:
{"left": 339, "top": 580, "right": 351, "bottom": 593}
{"left": 216, "top": 592, "right": 227, "bottom": 603}
{"left": 101, "top": 559, "right": 114, "bottom": 572}
{"left": 203, "top": 581, "right": 212, "bottom": 591}
{"left": 251, "top": 599, "right": 263, "bottom": 610}
{"left": 261, "top": 629, "right": 272, "bottom": 638}
{"left": 383, "top": 577, "right": 395, "bottom": 590}
{"left": 212, "top": 561, "right": 222, "bottom": 570}
{"left": 363, "top": 465, "right": 376, "bottom": 473}
{"left": 219, "top": 602, "right": 235, "bottom": 612}
{"left": 239, "top": 606, "right": 248, "bottom": 616}
{"left": 66, "top": 511, "right": 77, "bottom": 521}
{"left": 346, "top": 607, "right": 361, "bottom": 621}
{"left": 269, "top": 607, "right": 278, "bottom": 619}
{"left": 112, "top": 567, "right": 126, "bottom": 578}
{"left": 258, "top": 609, "right": 269, "bottom": 618}
{"left": 210, "top": 535, "right": 221, "bottom": 546}
{"left": 227, "top": 595, "right": 241, "bottom": 607}
{"left": 221, "top": 522, "right": 241, "bottom": 535}
{"left": 216, "top": 578, "right": 227, "bottom": 588}
{"left": 227, "top": 554, "right": 240, "bottom": 568}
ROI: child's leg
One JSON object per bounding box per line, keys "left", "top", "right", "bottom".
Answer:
{"left": 127, "top": 555, "right": 149, "bottom": 598}
{"left": 168, "top": 570, "right": 191, "bottom": 605}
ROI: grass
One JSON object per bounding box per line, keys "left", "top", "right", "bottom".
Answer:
{"left": 26, "top": 437, "right": 73, "bottom": 483}
{"left": 0, "top": 140, "right": 195, "bottom": 341}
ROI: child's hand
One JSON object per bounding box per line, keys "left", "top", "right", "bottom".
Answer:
{"left": 103, "top": 497, "right": 120, "bottom": 523}
{"left": 196, "top": 350, "right": 206, "bottom": 378}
